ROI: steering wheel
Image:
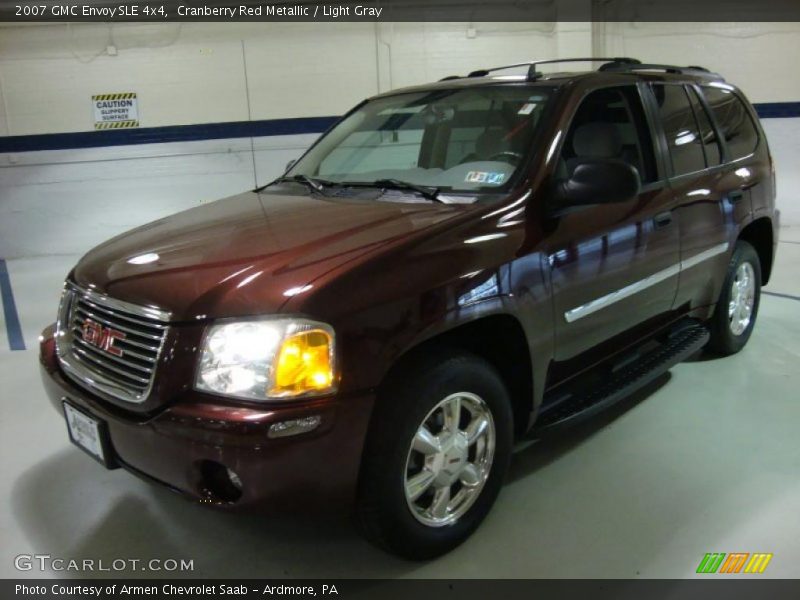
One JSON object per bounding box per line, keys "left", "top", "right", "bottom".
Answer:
{"left": 488, "top": 151, "right": 523, "bottom": 165}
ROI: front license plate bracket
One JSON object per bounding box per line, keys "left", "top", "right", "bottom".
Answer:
{"left": 63, "top": 400, "right": 118, "bottom": 469}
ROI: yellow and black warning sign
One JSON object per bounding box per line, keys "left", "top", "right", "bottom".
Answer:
{"left": 92, "top": 92, "right": 139, "bottom": 129}
{"left": 95, "top": 120, "right": 140, "bottom": 130}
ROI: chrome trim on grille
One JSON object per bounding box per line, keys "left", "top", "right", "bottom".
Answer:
{"left": 76, "top": 299, "right": 169, "bottom": 329}
{"left": 71, "top": 335, "right": 154, "bottom": 372}
{"left": 56, "top": 282, "right": 171, "bottom": 404}
{"left": 564, "top": 242, "right": 729, "bottom": 323}
{"left": 73, "top": 306, "right": 165, "bottom": 340}
{"left": 71, "top": 285, "right": 171, "bottom": 323}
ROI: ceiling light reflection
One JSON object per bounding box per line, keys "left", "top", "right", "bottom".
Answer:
{"left": 464, "top": 233, "right": 508, "bottom": 244}
{"left": 127, "top": 252, "right": 159, "bottom": 265}
{"left": 283, "top": 285, "right": 313, "bottom": 297}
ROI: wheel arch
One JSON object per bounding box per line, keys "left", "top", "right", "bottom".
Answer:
{"left": 738, "top": 217, "right": 774, "bottom": 284}
{"left": 376, "top": 313, "right": 534, "bottom": 438}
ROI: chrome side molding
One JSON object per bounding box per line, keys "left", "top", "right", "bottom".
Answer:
{"left": 564, "top": 242, "right": 729, "bottom": 323}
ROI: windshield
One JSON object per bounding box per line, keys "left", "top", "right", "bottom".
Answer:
{"left": 287, "top": 85, "right": 552, "bottom": 195}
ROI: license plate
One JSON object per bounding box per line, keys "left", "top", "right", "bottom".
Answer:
{"left": 63, "top": 402, "right": 113, "bottom": 467}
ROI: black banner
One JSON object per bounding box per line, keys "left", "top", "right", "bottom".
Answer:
{"left": 6, "top": 579, "right": 800, "bottom": 600}
{"left": 1, "top": 0, "right": 800, "bottom": 22}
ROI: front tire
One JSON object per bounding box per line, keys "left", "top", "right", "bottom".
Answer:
{"left": 707, "top": 240, "right": 761, "bottom": 356}
{"left": 356, "top": 351, "right": 513, "bottom": 559}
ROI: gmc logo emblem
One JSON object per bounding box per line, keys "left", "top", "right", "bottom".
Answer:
{"left": 81, "top": 319, "right": 126, "bottom": 357}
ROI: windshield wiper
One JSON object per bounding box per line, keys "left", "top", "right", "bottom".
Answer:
{"left": 261, "top": 175, "right": 445, "bottom": 203}
{"left": 257, "top": 174, "right": 331, "bottom": 194}
{"left": 344, "top": 179, "right": 443, "bottom": 202}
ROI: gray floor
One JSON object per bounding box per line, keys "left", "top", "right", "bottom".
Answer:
{"left": 1, "top": 232, "right": 799, "bottom": 579}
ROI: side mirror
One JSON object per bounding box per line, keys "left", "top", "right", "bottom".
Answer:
{"left": 285, "top": 159, "right": 297, "bottom": 173}
{"left": 556, "top": 159, "right": 641, "bottom": 208}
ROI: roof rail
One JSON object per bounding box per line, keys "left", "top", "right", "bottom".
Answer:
{"left": 467, "top": 57, "right": 641, "bottom": 81}
{"left": 598, "top": 61, "right": 724, "bottom": 81}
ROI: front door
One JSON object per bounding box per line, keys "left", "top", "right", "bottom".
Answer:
{"left": 545, "top": 84, "right": 680, "bottom": 362}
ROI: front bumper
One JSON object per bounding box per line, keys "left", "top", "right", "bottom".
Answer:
{"left": 39, "top": 324, "right": 374, "bottom": 511}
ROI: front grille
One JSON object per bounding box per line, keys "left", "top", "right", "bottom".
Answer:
{"left": 56, "top": 282, "right": 171, "bottom": 404}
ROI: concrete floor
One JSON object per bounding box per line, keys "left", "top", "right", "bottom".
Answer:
{"left": 1, "top": 232, "right": 799, "bottom": 579}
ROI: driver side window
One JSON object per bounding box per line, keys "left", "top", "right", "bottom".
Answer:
{"left": 559, "top": 86, "right": 657, "bottom": 185}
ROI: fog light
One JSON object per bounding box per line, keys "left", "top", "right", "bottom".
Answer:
{"left": 268, "top": 415, "right": 322, "bottom": 439}
{"left": 198, "top": 460, "right": 242, "bottom": 502}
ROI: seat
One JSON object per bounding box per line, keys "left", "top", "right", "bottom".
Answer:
{"left": 459, "top": 127, "right": 510, "bottom": 163}
{"left": 566, "top": 122, "right": 624, "bottom": 173}
{"left": 558, "top": 121, "right": 641, "bottom": 180}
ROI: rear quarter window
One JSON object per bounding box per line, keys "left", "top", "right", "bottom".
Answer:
{"left": 687, "top": 86, "right": 722, "bottom": 167}
{"left": 701, "top": 86, "right": 759, "bottom": 161}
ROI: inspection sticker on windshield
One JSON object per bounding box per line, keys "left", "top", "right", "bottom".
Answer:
{"left": 466, "top": 171, "right": 505, "bottom": 185}
{"left": 518, "top": 102, "right": 537, "bottom": 115}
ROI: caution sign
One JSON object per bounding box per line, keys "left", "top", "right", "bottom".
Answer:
{"left": 92, "top": 92, "right": 138, "bottom": 129}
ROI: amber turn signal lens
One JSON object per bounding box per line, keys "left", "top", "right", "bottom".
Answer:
{"left": 271, "top": 330, "right": 334, "bottom": 396}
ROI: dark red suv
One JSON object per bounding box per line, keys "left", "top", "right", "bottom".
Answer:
{"left": 40, "top": 58, "right": 779, "bottom": 559}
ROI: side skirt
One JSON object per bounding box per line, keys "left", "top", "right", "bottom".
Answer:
{"left": 529, "top": 319, "right": 709, "bottom": 437}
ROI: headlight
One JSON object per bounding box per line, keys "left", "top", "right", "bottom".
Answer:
{"left": 194, "top": 319, "right": 337, "bottom": 401}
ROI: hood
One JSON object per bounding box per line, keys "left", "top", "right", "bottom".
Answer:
{"left": 73, "top": 190, "right": 465, "bottom": 321}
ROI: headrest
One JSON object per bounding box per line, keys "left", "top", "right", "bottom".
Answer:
{"left": 572, "top": 122, "right": 622, "bottom": 158}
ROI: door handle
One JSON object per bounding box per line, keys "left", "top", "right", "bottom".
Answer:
{"left": 653, "top": 211, "right": 673, "bottom": 229}
{"left": 729, "top": 190, "right": 745, "bottom": 204}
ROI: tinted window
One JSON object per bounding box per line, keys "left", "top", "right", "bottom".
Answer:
{"left": 687, "top": 86, "right": 722, "bottom": 166}
{"left": 651, "top": 84, "right": 706, "bottom": 176}
{"left": 559, "top": 85, "right": 657, "bottom": 184}
{"left": 701, "top": 86, "right": 759, "bottom": 160}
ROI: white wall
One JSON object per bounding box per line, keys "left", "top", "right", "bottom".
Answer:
{"left": 761, "top": 119, "right": 800, "bottom": 228}
{"left": 2, "top": 21, "right": 798, "bottom": 136}
{"left": 0, "top": 22, "right": 586, "bottom": 136}
{"left": 0, "top": 21, "right": 798, "bottom": 259}
{"left": 598, "top": 22, "right": 800, "bottom": 103}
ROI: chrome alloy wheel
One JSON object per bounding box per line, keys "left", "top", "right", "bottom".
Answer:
{"left": 404, "top": 392, "right": 496, "bottom": 527}
{"left": 728, "top": 262, "right": 756, "bottom": 336}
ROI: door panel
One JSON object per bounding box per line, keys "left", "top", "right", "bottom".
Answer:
{"left": 547, "top": 186, "right": 679, "bottom": 361}
{"left": 671, "top": 171, "right": 743, "bottom": 311}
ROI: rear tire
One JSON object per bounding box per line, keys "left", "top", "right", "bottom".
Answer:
{"left": 356, "top": 350, "right": 513, "bottom": 560}
{"left": 706, "top": 240, "right": 761, "bottom": 356}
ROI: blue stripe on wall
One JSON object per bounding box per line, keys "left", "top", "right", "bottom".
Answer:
{"left": 0, "top": 259, "right": 26, "bottom": 351}
{"left": 0, "top": 103, "right": 798, "bottom": 154}
{"left": 0, "top": 115, "right": 340, "bottom": 153}
{"left": 754, "top": 102, "right": 800, "bottom": 119}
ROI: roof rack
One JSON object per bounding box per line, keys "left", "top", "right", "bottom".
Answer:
{"left": 597, "top": 61, "right": 724, "bottom": 81}
{"left": 456, "top": 57, "right": 723, "bottom": 82}
{"left": 466, "top": 57, "right": 641, "bottom": 81}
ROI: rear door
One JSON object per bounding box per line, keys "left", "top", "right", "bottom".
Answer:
{"left": 646, "top": 82, "right": 757, "bottom": 311}
{"left": 545, "top": 84, "right": 680, "bottom": 361}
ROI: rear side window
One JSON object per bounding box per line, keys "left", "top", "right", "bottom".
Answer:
{"left": 686, "top": 87, "right": 722, "bottom": 167}
{"left": 651, "top": 84, "right": 706, "bottom": 176}
{"left": 701, "top": 86, "right": 759, "bottom": 160}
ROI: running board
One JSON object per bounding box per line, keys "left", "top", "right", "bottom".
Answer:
{"left": 531, "top": 322, "right": 710, "bottom": 436}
